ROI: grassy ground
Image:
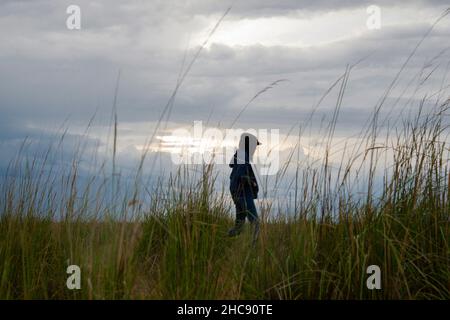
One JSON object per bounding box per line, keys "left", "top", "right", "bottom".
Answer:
{"left": 0, "top": 99, "right": 449, "bottom": 299}
{"left": 0, "top": 187, "right": 448, "bottom": 299}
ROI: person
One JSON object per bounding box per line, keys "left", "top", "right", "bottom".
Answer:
{"left": 228, "top": 133, "right": 261, "bottom": 242}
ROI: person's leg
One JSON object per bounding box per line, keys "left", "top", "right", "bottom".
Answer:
{"left": 244, "top": 194, "right": 258, "bottom": 222}
{"left": 244, "top": 193, "right": 259, "bottom": 244}
{"left": 228, "top": 196, "right": 246, "bottom": 237}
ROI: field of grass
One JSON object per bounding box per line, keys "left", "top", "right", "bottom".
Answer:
{"left": 1, "top": 8, "right": 450, "bottom": 300}
{"left": 0, "top": 94, "right": 449, "bottom": 300}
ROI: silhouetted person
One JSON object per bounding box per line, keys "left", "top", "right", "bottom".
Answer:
{"left": 228, "top": 133, "right": 261, "bottom": 242}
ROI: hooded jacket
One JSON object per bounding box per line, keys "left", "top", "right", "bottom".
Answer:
{"left": 229, "top": 150, "right": 259, "bottom": 199}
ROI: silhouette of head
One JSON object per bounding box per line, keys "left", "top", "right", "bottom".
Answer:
{"left": 238, "top": 133, "right": 261, "bottom": 161}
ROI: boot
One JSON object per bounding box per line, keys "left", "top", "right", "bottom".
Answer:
{"left": 228, "top": 219, "right": 244, "bottom": 237}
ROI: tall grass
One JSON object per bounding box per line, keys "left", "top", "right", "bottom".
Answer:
{"left": 1, "top": 9, "right": 450, "bottom": 300}
{"left": 0, "top": 93, "right": 449, "bottom": 299}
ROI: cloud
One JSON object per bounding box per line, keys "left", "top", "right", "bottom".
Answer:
{"left": 0, "top": 0, "right": 449, "bottom": 180}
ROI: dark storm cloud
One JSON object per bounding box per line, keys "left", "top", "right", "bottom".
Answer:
{"left": 0, "top": 0, "right": 449, "bottom": 174}
{"left": 177, "top": 0, "right": 450, "bottom": 18}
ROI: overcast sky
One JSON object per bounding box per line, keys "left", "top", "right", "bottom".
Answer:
{"left": 0, "top": 1, "right": 449, "bottom": 190}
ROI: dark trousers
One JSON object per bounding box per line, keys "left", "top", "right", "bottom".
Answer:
{"left": 233, "top": 192, "right": 258, "bottom": 224}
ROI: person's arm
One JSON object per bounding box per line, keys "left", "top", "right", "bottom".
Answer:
{"left": 239, "top": 165, "right": 258, "bottom": 188}
{"left": 229, "top": 151, "right": 237, "bottom": 168}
